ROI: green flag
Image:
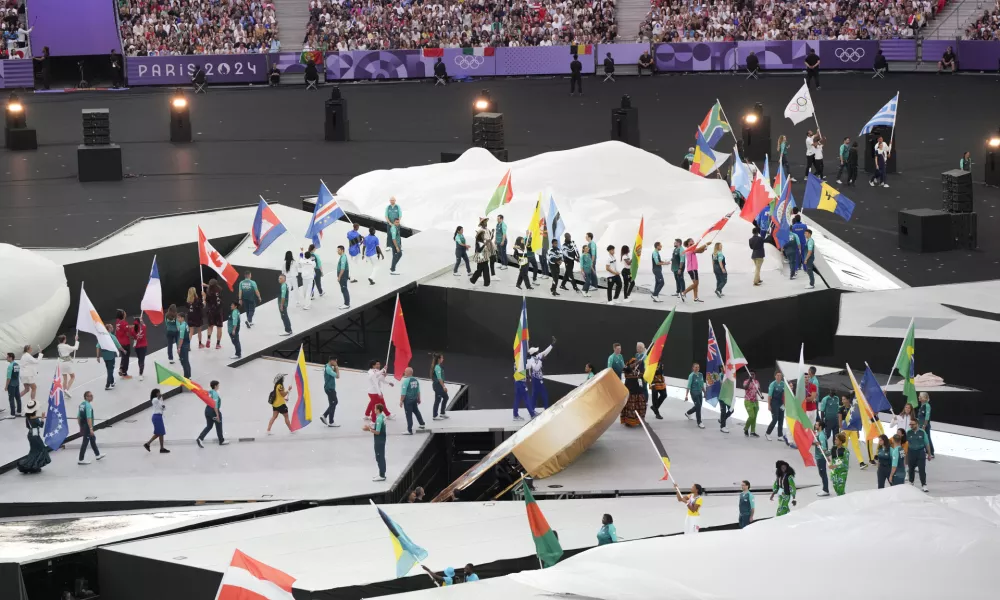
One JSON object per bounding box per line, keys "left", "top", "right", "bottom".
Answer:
{"left": 523, "top": 485, "right": 563, "bottom": 568}
{"left": 719, "top": 325, "right": 747, "bottom": 407}
{"left": 893, "top": 319, "right": 917, "bottom": 407}
{"left": 485, "top": 169, "right": 513, "bottom": 215}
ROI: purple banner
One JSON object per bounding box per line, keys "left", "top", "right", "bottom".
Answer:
{"left": 659, "top": 40, "right": 878, "bottom": 71}
{"left": 273, "top": 52, "right": 309, "bottom": 75}
{"left": 126, "top": 55, "right": 268, "bottom": 86}
{"left": 597, "top": 43, "right": 650, "bottom": 65}
{"left": 325, "top": 49, "right": 495, "bottom": 80}
{"left": 820, "top": 41, "right": 877, "bottom": 70}
{"left": 0, "top": 59, "right": 34, "bottom": 89}
{"left": 878, "top": 39, "right": 917, "bottom": 62}
{"left": 28, "top": 0, "right": 122, "bottom": 57}
{"left": 494, "top": 46, "right": 595, "bottom": 76}
{"left": 922, "top": 40, "right": 954, "bottom": 66}
{"left": 956, "top": 41, "right": 1000, "bottom": 72}
{"left": 655, "top": 42, "right": 736, "bottom": 72}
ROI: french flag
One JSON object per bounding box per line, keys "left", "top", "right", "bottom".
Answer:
{"left": 215, "top": 549, "right": 296, "bottom": 600}
{"left": 141, "top": 256, "right": 164, "bottom": 325}
{"left": 251, "top": 197, "right": 287, "bottom": 256}
{"left": 305, "top": 180, "right": 346, "bottom": 248}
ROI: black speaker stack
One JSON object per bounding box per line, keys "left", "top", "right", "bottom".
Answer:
{"left": 4, "top": 100, "right": 36, "bottom": 151}
{"left": 78, "top": 108, "right": 122, "bottom": 182}
{"left": 324, "top": 96, "right": 350, "bottom": 141}
{"left": 897, "top": 208, "right": 953, "bottom": 253}
{"left": 740, "top": 115, "right": 771, "bottom": 162}
{"left": 610, "top": 106, "right": 640, "bottom": 148}
{"left": 473, "top": 112, "right": 507, "bottom": 161}
{"left": 941, "top": 169, "right": 977, "bottom": 249}
{"left": 986, "top": 148, "right": 1000, "bottom": 186}
{"left": 864, "top": 126, "right": 896, "bottom": 174}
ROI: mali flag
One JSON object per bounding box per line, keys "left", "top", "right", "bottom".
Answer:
{"left": 803, "top": 174, "right": 855, "bottom": 220}
{"left": 636, "top": 411, "right": 671, "bottom": 480}
{"left": 154, "top": 363, "right": 215, "bottom": 408}
{"left": 289, "top": 345, "right": 312, "bottom": 432}
{"left": 690, "top": 130, "right": 718, "bottom": 177}
{"left": 373, "top": 502, "right": 428, "bottom": 578}
{"left": 698, "top": 100, "right": 732, "bottom": 148}
{"left": 523, "top": 485, "right": 563, "bottom": 568}
{"left": 893, "top": 319, "right": 917, "bottom": 407}
{"left": 783, "top": 352, "right": 816, "bottom": 467}
{"left": 643, "top": 307, "right": 676, "bottom": 384}
{"left": 485, "top": 169, "right": 513, "bottom": 215}
{"left": 630, "top": 216, "right": 643, "bottom": 280}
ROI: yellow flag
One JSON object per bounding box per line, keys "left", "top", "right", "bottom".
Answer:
{"left": 528, "top": 196, "right": 545, "bottom": 253}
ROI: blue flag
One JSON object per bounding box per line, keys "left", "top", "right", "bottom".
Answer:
{"left": 43, "top": 365, "right": 69, "bottom": 451}
{"left": 803, "top": 174, "right": 855, "bottom": 221}
{"left": 306, "top": 181, "right": 346, "bottom": 248}
{"left": 704, "top": 321, "right": 723, "bottom": 407}
{"left": 730, "top": 145, "right": 752, "bottom": 198}
{"left": 843, "top": 402, "right": 862, "bottom": 432}
{"left": 251, "top": 197, "right": 287, "bottom": 256}
{"left": 859, "top": 93, "right": 898, "bottom": 135}
{"left": 860, "top": 365, "right": 892, "bottom": 413}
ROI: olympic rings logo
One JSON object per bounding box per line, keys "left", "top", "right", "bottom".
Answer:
{"left": 454, "top": 55, "right": 485, "bottom": 70}
{"left": 787, "top": 97, "right": 810, "bottom": 112}
{"left": 834, "top": 47, "right": 866, "bottom": 62}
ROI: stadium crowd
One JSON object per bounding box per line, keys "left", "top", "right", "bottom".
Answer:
{"left": 302, "top": 0, "right": 617, "bottom": 51}
{"left": 639, "top": 0, "right": 941, "bottom": 42}
{"left": 965, "top": 2, "right": 1000, "bottom": 40}
{"left": 1, "top": 0, "right": 27, "bottom": 59}
{"left": 118, "top": 0, "right": 280, "bottom": 56}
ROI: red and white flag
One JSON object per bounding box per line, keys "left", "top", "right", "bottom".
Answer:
{"left": 216, "top": 549, "right": 296, "bottom": 600}
{"left": 739, "top": 169, "right": 774, "bottom": 223}
{"left": 199, "top": 226, "right": 239, "bottom": 290}
{"left": 140, "top": 256, "right": 163, "bottom": 325}
{"left": 388, "top": 295, "right": 412, "bottom": 381}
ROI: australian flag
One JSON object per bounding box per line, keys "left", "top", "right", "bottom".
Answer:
{"left": 305, "top": 181, "right": 346, "bottom": 248}
{"left": 43, "top": 364, "right": 69, "bottom": 451}
{"left": 704, "top": 321, "right": 724, "bottom": 407}
{"left": 251, "top": 197, "right": 287, "bottom": 256}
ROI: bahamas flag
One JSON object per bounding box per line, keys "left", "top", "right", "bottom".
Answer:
{"left": 803, "top": 174, "right": 855, "bottom": 221}
{"left": 690, "top": 130, "right": 718, "bottom": 177}
{"left": 290, "top": 345, "right": 312, "bottom": 431}
{"left": 372, "top": 501, "right": 428, "bottom": 578}
{"left": 699, "top": 100, "right": 732, "bottom": 148}
{"left": 643, "top": 307, "right": 676, "bottom": 384}
{"left": 513, "top": 297, "right": 529, "bottom": 380}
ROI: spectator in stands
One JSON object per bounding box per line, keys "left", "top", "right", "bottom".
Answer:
{"left": 938, "top": 45, "right": 957, "bottom": 73}
{"left": 304, "top": 60, "right": 319, "bottom": 88}
{"left": 638, "top": 49, "right": 654, "bottom": 75}
{"left": 119, "top": 1, "right": 279, "bottom": 56}
{"left": 966, "top": 3, "right": 1000, "bottom": 41}
{"left": 603, "top": 52, "right": 615, "bottom": 82}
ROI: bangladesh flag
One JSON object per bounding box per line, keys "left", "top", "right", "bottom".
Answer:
{"left": 630, "top": 216, "right": 643, "bottom": 280}
{"left": 523, "top": 485, "right": 562, "bottom": 568}
{"left": 485, "top": 169, "right": 513, "bottom": 215}
{"left": 643, "top": 307, "right": 676, "bottom": 384}
{"left": 719, "top": 325, "right": 747, "bottom": 407}
{"left": 155, "top": 363, "right": 215, "bottom": 409}
{"left": 783, "top": 359, "right": 816, "bottom": 467}
{"left": 893, "top": 319, "right": 917, "bottom": 407}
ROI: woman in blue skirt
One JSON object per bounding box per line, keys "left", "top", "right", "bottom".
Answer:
{"left": 144, "top": 388, "right": 170, "bottom": 454}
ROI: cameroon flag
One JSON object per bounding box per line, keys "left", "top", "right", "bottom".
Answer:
{"left": 783, "top": 355, "right": 816, "bottom": 467}
{"left": 154, "top": 363, "right": 215, "bottom": 408}
{"left": 643, "top": 307, "right": 676, "bottom": 384}
{"left": 485, "top": 169, "right": 513, "bottom": 215}
{"left": 630, "top": 216, "right": 643, "bottom": 280}
{"left": 523, "top": 485, "right": 563, "bottom": 568}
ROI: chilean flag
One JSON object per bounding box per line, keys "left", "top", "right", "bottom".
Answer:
{"left": 198, "top": 226, "right": 239, "bottom": 290}
{"left": 252, "top": 197, "right": 287, "bottom": 256}
{"left": 140, "top": 256, "right": 164, "bottom": 325}
{"left": 305, "top": 181, "right": 346, "bottom": 248}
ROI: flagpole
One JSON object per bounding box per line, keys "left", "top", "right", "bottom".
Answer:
{"left": 385, "top": 293, "right": 399, "bottom": 368}
{"left": 716, "top": 99, "right": 740, "bottom": 148}
{"left": 320, "top": 178, "right": 353, "bottom": 225}
{"left": 368, "top": 500, "right": 439, "bottom": 587}
{"left": 803, "top": 79, "right": 822, "bottom": 135}
{"left": 887, "top": 91, "right": 899, "bottom": 159}
{"left": 73, "top": 282, "right": 84, "bottom": 363}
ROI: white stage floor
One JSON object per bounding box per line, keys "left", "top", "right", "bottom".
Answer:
{"left": 101, "top": 496, "right": 734, "bottom": 593}
{"left": 0, "top": 360, "right": 478, "bottom": 504}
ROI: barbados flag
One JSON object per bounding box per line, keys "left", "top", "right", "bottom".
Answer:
{"left": 513, "top": 297, "right": 529, "bottom": 380}
{"left": 252, "top": 196, "right": 287, "bottom": 256}
{"left": 643, "top": 307, "right": 676, "bottom": 384}
{"left": 372, "top": 501, "right": 428, "bottom": 578}
{"left": 803, "top": 174, "right": 855, "bottom": 221}
{"left": 290, "top": 345, "right": 312, "bottom": 431}
{"left": 690, "top": 130, "right": 720, "bottom": 177}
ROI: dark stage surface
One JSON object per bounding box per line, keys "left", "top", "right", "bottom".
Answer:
{"left": 2, "top": 73, "right": 999, "bottom": 284}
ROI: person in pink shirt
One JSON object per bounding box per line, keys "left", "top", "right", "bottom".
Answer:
{"left": 680, "top": 239, "right": 708, "bottom": 303}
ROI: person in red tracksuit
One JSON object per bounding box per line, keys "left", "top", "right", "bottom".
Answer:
{"left": 114, "top": 310, "right": 133, "bottom": 379}
{"left": 366, "top": 360, "right": 394, "bottom": 421}
{"left": 132, "top": 316, "right": 149, "bottom": 382}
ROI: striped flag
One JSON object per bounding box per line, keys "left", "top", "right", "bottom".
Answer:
{"left": 372, "top": 501, "right": 428, "bottom": 578}
{"left": 215, "top": 549, "right": 295, "bottom": 600}
{"left": 306, "top": 180, "right": 347, "bottom": 248}
{"left": 523, "top": 485, "right": 563, "bottom": 568}
{"left": 636, "top": 411, "right": 671, "bottom": 480}
{"left": 513, "top": 297, "right": 529, "bottom": 378}
{"left": 485, "top": 169, "right": 513, "bottom": 215}
{"left": 630, "top": 216, "right": 643, "bottom": 280}
{"left": 783, "top": 348, "right": 817, "bottom": 467}
{"left": 698, "top": 100, "right": 732, "bottom": 148}
{"left": 860, "top": 93, "right": 899, "bottom": 135}
{"left": 462, "top": 47, "right": 495, "bottom": 57}
{"left": 719, "top": 325, "right": 747, "bottom": 407}
{"left": 289, "top": 346, "right": 312, "bottom": 431}
{"left": 643, "top": 307, "right": 676, "bottom": 384}
{"left": 76, "top": 285, "right": 117, "bottom": 352}
{"left": 140, "top": 256, "right": 164, "bottom": 325}
{"left": 155, "top": 363, "right": 216, "bottom": 408}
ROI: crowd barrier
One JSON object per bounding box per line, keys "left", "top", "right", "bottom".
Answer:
{"left": 0, "top": 59, "right": 34, "bottom": 89}
{"left": 125, "top": 54, "right": 269, "bottom": 86}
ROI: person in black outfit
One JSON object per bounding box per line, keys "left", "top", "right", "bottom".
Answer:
{"left": 192, "top": 65, "right": 206, "bottom": 89}
{"left": 470, "top": 229, "right": 491, "bottom": 287}
{"left": 548, "top": 240, "right": 562, "bottom": 296}
{"left": 434, "top": 57, "right": 448, "bottom": 84}
{"left": 746, "top": 52, "right": 760, "bottom": 75}
{"left": 873, "top": 50, "right": 888, "bottom": 76}
{"left": 637, "top": 51, "right": 653, "bottom": 76}
{"left": 847, "top": 141, "right": 859, "bottom": 186}
{"left": 304, "top": 61, "right": 319, "bottom": 87}
{"left": 269, "top": 64, "right": 281, "bottom": 86}
{"left": 559, "top": 233, "right": 580, "bottom": 292}
{"left": 33, "top": 46, "right": 50, "bottom": 90}
{"left": 570, "top": 54, "right": 583, "bottom": 96}
{"left": 937, "top": 46, "right": 956, "bottom": 73}
{"left": 749, "top": 227, "right": 765, "bottom": 286}
{"left": 110, "top": 49, "right": 124, "bottom": 88}
{"left": 513, "top": 237, "right": 532, "bottom": 290}
{"left": 603, "top": 52, "right": 615, "bottom": 82}
{"left": 804, "top": 48, "right": 820, "bottom": 90}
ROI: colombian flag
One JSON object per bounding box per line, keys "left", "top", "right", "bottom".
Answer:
{"left": 154, "top": 363, "right": 215, "bottom": 408}
{"left": 524, "top": 485, "right": 563, "bottom": 568}
{"left": 636, "top": 411, "right": 671, "bottom": 480}
{"left": 783, "top": 350, "right": 817, "bottom": 467}
{"left": 290, "top": 345, "right": 312, "bottom": 431}
{"left": 373, "top": 501, "right": 428, "bottom": 578}
{"left": 513, "top": 297, "right": 529, "bottom": 381}
{"left": 485, "top": 168, "right": 513, "bottom": 215}
{"left": 630, "top": 216, "right": 643, "bottom": 280}
{"left": 643, "top": 307, "right": 676, "bottom": 384}
{"left": 690, "top": 130, "right": 717, "bottom": 177}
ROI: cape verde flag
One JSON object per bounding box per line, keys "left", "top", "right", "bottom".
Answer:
{"left": 43, "top": 364, "right": 69, "bottom": 450}
{"left": 252, "top": 197, "right": 287, "bottom": 256}
{"left": 306, "top": 181, "right": 346, "bottom": 248}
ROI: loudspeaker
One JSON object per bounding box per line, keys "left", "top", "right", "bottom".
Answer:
{"left": 950, "top": 212, "right": 978, "bottom": 250}
{"left": 941, "top": 169, "right": 973, "bottom": 213}
{"left": 82, "top": 108, "right": 111, "bottom": 146}
{"left": 898, "top": 208, "right": 953, "bottom": 253}
{"left": 324, "top": 99, "right": 349, "bottom": 141}
{"left": 610, "top": 106, "right": 640, "bottom": 148}
{"left": 985, "top": 151, "right": 1000, "bottom": 186}
{"left": 169, "top": 108, "right": 191, "bottom": 143}
{"left": 77, "top": 144, "right": 123, "bottom": 182}
{"left": 740, "top": 115, "right": 771, "bottom": 162}
{"left": 473, "top": 112, "right": 504, "bottom": 149}
{"left": 4, "top": 127, "right": 36, "bottom": 150}
{"left": 864, "top": 126, "right": 896, "bottom": 174}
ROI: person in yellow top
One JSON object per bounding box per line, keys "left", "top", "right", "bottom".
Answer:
{"left": 674, "top": 482, "right": 704, "bottom": 534}
{"left": 266, "top": 374, "right": 294, "bottom": 434}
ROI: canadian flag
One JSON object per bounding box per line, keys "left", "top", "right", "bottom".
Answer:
{"left": 215, "top": 549, "right": 296, "bottom": 600}
{"left": 199, "top": 226, "right": 239, "bottom": 290}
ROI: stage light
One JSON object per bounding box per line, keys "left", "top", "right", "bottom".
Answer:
{"left": 474, "top": 99, "right": 489, "bottom": 110}
{"left": 169, "top": 91, "right": 191, "bottom": 143}
{"left": 988, "top": 137, "right": 1000, "bottom": 148}
{"left": 172, "top": 97, "right": 187, "bottom": 109}
{"left": 7, "top": 102, "right": 22, "bottom": 113}
{"left": 743, "top": 113, "right": 758, "bottom": 125}
{"left": 6, "top": 95, "right": 27, "bottom": 131}
{"left": 473, "top": 89, "right": 495, "bottom": 115}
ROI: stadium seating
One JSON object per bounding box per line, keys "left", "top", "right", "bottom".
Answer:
{"left": 118, "top": 0, "right": 280, "bottom": 56}
{"left": 966, "top": 2, "right": 1000, "bottom": 40}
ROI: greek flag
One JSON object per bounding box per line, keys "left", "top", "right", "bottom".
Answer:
{"left": 859, "top": 93, "right": 898, "bottom": 135}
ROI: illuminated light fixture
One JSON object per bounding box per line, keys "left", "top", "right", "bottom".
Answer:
{"left": 988, "top": 137, "right": 1000, "bottom": 149}
{"left": 743, "top": 113, "right": 758, "bottom": 125}
{"left": 473, "top": 89, "right": 495, "bottom": 114}
{"left": 172, "top": 97, "right": 187, "bottom": 109}
{"left": 169, "top": 90, "right": 191, "bottom": 143}
{"left": 474, "top": 99, "right": 489, "bottom": 110}
{"left": 7, "top": 102, "right": 23, "bottom": 113}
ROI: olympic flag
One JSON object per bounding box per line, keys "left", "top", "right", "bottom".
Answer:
{"left": 783, "top": 81, "right": 815, "bottom": 125}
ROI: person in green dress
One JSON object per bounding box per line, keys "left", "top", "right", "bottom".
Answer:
{"left": 597, "top": 513, "right": 617, "bottom": 545}
{"left": 830, "top": 432, "right": 850, "bottom": 496}
{"left": 711, "top": 242, "right": 727, "bottom": 297}
{"left": 770, "top": 460, "right": 797, "bottom": 516}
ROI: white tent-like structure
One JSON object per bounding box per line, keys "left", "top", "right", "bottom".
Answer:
{"left": 395, "top": 486, "right": 1000, "bottom": 599}
{"left": 0, "top": 244, "right": 70, "bottom": 355}
{"left": 335, "top": 141, "right": 783, "bottom": 280}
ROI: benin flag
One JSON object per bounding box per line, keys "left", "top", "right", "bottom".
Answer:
{"left": 643, "top": 307, "right": 676, "bottom": 384}
{"left": 630, "top": 216, "right": 643, "bottom": 280}
{"left": 783, "top": 364, "right": 816, "bottom": 467}
{"left": 523, "top": 485, "right": 563, "bottom": 568}
{"left": 154, "top": 363, "right": 215, "bottom": 408}
{"left": 486, "top": 169, "right": 513, "bottom": 215}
